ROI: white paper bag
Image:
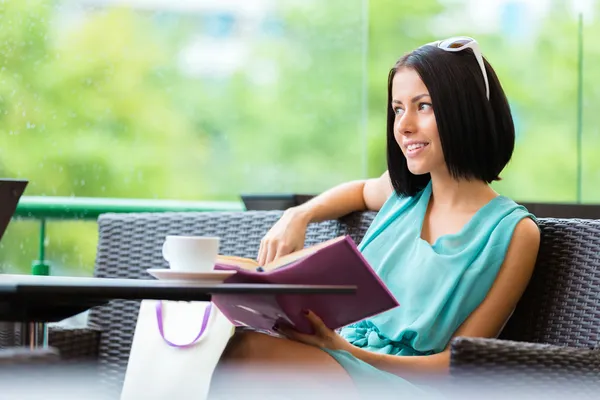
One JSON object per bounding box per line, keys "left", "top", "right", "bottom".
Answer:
{"left": 121, "top": 300, "right": 235, "bottom": 400}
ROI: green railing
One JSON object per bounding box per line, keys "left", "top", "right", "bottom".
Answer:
{"left": 14, "top": 196, "right": 245, "bottom": 275}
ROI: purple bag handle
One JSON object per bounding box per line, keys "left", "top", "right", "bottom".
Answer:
{"left": 155, "top": 301, "right": 212, "bottom": 348}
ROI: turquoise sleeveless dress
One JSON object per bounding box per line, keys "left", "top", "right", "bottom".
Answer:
{"left": 322, "top": 181, "right": 536, "bottom": 395}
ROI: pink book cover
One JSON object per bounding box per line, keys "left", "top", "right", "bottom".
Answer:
{"left": 212, "top": 236, "right": 399, "bottom": 334}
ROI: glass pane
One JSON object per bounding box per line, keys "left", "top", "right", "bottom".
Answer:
{"left": 489, "top": 1, "right": 581, "bottom": 203}
{"left": 0, "top": 0, "right": 368, "bottom": 199}
{"left": 0, "top": 219, "right": 96, "bottom": 276}
{"left": 367, "top": 0, "right": 585, "bottom": 204}
{"left": 366, "top": 0, "right": 445, "bottom": 176}
{"left": 0, "top": 0, "right": 368, "bottom": 274}
{"left": 0, "top": 220, "right": 39, "bottom": 274}
{"left": 582, "top": 2, "right": 600, "bottom": 203}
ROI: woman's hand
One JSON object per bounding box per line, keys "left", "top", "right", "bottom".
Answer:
{"left": 257, "top": 207, "right": 310, "bottom": 266}
{"left": 276, "top": 310, "right": 352, "bottom": 352}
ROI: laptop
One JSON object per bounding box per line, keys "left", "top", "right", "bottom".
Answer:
{"left": 0, "top": 179, "right": 28, "bottom": 241}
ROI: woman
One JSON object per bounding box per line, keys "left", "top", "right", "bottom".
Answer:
{"left": 210, "top": 37, "right": 540, "bottom": 398}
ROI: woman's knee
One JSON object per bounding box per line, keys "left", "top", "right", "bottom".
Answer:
{"left": 220, "top": 330, "right": 269, "bottom": 361}
{"left": 212, "top": 331, "right": 358, "bottom": 398}
{"left": 219, "top": 330, "right": 248, "bottom": 361}
{"left": 221, "top": 330, "right": 345, "bottom": 370}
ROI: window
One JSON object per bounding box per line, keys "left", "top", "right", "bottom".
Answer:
{"left": 0, "top": 0, "right": 597, "bottom": 275}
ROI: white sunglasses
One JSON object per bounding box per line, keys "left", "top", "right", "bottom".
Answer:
{"left": 425, "top": 36, "right": 490, "bottom": 100}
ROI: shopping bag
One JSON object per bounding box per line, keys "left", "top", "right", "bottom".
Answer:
{"left": 121, "top": 300, "right": 235, "bottom": 400}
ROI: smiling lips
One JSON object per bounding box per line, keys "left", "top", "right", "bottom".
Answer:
{"left": 404, "top": 141, "right": 429, "bottom": 157}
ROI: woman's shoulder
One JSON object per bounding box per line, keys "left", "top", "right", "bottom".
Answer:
{"left": 482, "top": 195, "right": 540, "bottom": 245}
{"left": 357, "top": 183, "right": 429, "bottom": 251}
{"left": 377, "top": 182, "right": 429, "bottom": 217}
{"left": 512, "top": 216, "right": 541, "bottom": 244}
{"left": 502, "top": 197, "right": 540, "bottom": 243}
{"left": 493, "top": 195, "right": 538, "bottom": 223}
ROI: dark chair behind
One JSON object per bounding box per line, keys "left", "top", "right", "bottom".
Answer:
{"left": 499, "top": 218, "right": 600, "bottom": 347}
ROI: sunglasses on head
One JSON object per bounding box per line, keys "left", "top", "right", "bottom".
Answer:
{"left": 425, "top": 36, "right": 490, "bottom": 100}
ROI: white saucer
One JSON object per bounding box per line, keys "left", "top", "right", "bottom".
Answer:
{"left": 147, "top": 269, "right": 237, "bottom": 283}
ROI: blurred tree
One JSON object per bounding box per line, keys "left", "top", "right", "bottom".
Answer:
{"left": 485, "top": 1, "right": 599, "bottom": 203}
{"left": 365, "top": 0, "right": 444, "bottom": 177}
{"left": 0, "top": 2, "right": 210, "bottom": 273}
{"left": 0, "top": 0, "right": 376, "bottom": 273}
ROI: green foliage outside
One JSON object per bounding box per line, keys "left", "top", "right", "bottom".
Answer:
{"left": 0, "top": 0, "right": 597, "bottom": 275}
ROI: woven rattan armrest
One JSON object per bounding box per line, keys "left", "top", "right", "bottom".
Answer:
{"left": 449, "top": 336, "right": 600, "bottom": 398}
{"left": 48, "top": 324, "right": 102, "bottom": 361}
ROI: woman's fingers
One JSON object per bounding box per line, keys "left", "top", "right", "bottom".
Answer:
{"left": 257, "top": 240, "right": 266, "bottom": 266}
{"left": 264, "top": 240, "right": 278, "bottom": 266}
{"left": 256, "top": 210, "right": 308, "bottom": 267}
{"left": 274, "top": 310, "right": 331, "bottom": 348}
{"left": 303, "top": 310, "right": 329, "bottom": 336}
{"left": 258, "top": 239, "right": 295, "bottom": 267}
{"left": 276, "top": 325, "right": 320, "bottom": 347}
{"left": 274, "top": 241, "right": 294, "bottom": 261}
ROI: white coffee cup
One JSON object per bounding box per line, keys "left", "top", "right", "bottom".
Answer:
{"left": 161, "top": 236, "right": 220, "bottom": 273}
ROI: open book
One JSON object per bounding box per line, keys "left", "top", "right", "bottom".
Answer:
{"left": 215, "top": 236, "right": 347, "bottom": 272}
{"left": 211, "top": 236, "right": 399, "bottom": 335}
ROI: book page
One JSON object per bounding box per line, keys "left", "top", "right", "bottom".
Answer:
{"left": 261, "top": 236, "right": 346, "bottom": 271}
{"left": 216, "top": 235, "right": 346, "bottom": 272}
{"left": 215, "top": 255, "right": 259, "bottom": 270}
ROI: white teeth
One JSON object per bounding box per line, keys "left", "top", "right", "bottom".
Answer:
{"left": 407, "top": 143, "right": 427, "bottom": 151}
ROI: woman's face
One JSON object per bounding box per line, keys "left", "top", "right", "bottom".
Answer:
{"left": 391, "top": 67, "right": 446, "bottom": 176}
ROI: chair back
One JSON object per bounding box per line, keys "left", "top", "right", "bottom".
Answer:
{"left": 499, "top": 218, "right": 600, "bottom": 349}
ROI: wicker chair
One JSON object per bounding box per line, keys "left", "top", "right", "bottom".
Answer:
{"left": 42, "top": 211, "right": 600, "bottom": 397}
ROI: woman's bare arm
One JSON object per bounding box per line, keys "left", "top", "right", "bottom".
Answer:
{"left": 292, "top": 170, "right": 393, "bottom": 224}
{"left": 258, "top": 171, "right": 393, "bottom": 265}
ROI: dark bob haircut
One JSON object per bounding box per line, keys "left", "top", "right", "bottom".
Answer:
{"left": 386, "top": 44, "right": 515, "bottom": 197}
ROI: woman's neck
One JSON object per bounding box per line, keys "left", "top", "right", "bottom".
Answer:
{"left": 429, "top": 171, "right": 498, "bottom": 212}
